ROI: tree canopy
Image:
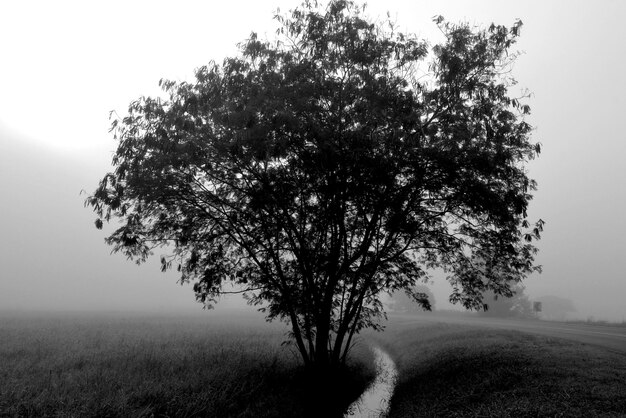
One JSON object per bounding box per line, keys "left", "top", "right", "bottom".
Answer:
{"left": 388, "top": 284, "right": 436, "bottom": 313}
{"left": 87, "top": 0, "right": 543, "bottom": 369}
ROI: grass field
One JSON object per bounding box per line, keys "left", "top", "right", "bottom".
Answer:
{"left": 369, "top": 315, "right": 626, "bottom": 417}
{"left": 3, "top": 311, "right": 625, "bottom": 417}
{"left": 0, "top": 311, "right": 374, "bottom": 417}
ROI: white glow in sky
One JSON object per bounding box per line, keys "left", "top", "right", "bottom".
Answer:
{"left": 1, "top": 0, "right": 626, "bottom": 320}
{"left": 0, "top": 1, "right": 288, "bottom": 155}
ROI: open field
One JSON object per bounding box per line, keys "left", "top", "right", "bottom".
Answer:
{"left": 567, "top": 319, "right": 626, "bottom": 328}
{"left": 369, "top": 315, "right": 626, "bottom": 417}
{"left": 0, "top": 311, "right": 374, "bottom": 417}
{"left": 3, "top": 310, "right": 625, "bottom": 417}
{"left": 399, "top": 312, "right": 626, "bottom": 353}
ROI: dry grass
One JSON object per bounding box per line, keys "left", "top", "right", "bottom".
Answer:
{"left": 368, "top": 317, "right": 626, "bottom": 417}
{"left": 0, "top": 311, "right": 374, "bottom": 417}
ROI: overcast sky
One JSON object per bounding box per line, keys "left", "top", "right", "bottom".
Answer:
{"left": 1, "top": 0, "right": 625, "bottom": 320}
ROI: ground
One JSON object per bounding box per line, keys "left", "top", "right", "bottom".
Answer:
{"left": 2, "top": 310, "right": 625, "bottom": 417}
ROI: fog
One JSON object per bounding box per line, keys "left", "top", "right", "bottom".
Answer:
{"left": 1, "top": 0, "right": 625, "bottom": 321}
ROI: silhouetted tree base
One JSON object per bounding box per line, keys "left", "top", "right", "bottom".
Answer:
{"left": 291, "top": 361, "right": 376, "bottom": 417}
{"left": 121, "top": 359, "right": 374, "bottom": 418}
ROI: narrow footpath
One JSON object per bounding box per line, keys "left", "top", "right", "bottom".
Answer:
{"left": 345, "top": 346, "right": 398, "bottom": 418}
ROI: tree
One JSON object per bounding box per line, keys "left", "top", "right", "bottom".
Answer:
{"left": 480, "top": 283, "right": 534, "bottom": 318}
{"left": 86, "top": 0, "right": 543, "bottom": 371}
{"left": 388, "top": 285, "right": 436, "bottom": 313}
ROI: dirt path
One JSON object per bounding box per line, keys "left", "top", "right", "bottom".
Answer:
{"left": 345, "top": 346, "right": 397, "bottom": 418}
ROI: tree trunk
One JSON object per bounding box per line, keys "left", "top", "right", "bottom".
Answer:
{"left": 314, "top": 315, "right": 330, "bottom": 368}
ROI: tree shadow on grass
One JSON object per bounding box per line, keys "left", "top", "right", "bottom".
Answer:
{"left": 124, "top": 357, "right": 375, "bottom": 418}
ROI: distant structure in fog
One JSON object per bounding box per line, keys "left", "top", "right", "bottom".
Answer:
{"left": 535, "top": 295, "right": 576, "bottom": 320}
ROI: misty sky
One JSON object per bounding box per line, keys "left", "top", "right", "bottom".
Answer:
{"left": 1, "top": 0, "right": 625, "bottom": 320}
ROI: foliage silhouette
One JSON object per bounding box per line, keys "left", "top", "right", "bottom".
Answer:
{"left": 389, "top": 285, "right": 436, "bottom": 313}
{"left": 87, "top": 0, "right": 543, "bottom": 370}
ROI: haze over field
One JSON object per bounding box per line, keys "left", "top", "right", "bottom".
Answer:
{"left": 1, "top": 0, "right": 625, "bottom": 320}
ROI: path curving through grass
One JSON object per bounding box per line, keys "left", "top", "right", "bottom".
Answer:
{"left": 345, "top": 346, "right": 398, "bottom": 418}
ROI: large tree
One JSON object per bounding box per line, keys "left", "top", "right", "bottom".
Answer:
{"left": 87, "top": 0, "right": 543, "bottom": 370}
